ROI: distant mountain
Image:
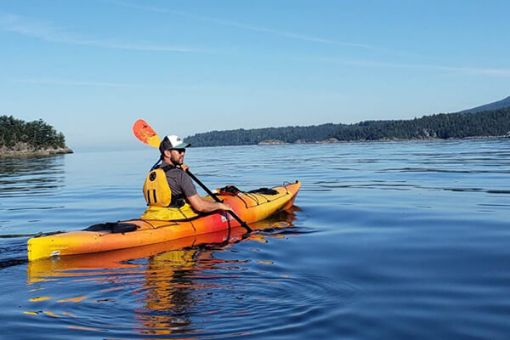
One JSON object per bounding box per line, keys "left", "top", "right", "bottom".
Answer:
{"left": 461, "top": 96, "right": 510, "bottom": 113}
{"left": 185, "top": 96, "right": 510, "bottom": 147}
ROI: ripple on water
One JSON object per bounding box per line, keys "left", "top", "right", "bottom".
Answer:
{"left": 18, "top": 239, "right": 357, "bottom": 339}
{"left": 1, "top": 141, "right": 510, "bottom": 339}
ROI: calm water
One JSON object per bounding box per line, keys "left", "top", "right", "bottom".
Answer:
{"left": 1, "top": 140, "right": 510, "bottom": 339}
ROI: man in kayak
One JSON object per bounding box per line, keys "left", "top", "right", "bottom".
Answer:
{"left": 158, "top": 135, "right": 232, "bottom": 213}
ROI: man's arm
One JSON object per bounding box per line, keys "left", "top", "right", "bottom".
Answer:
{"left": 187, "top": 194, "right": 232, "bottom": 213}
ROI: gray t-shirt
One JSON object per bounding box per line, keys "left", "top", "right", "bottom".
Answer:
{"left": 160, "top": 162, "right": 197, "bottom": 199}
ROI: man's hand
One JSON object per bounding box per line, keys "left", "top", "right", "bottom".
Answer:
{"left": 180, "top": 164, "right": 189, "bottom": 172}
{"left": 217, "top": 202, "right": 233, "bottom": 212}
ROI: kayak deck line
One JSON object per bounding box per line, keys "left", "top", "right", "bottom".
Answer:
{"left": 27, "top": 181, "right": 301, "bottom": 261}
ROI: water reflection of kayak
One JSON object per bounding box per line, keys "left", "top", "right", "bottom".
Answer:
{"left": 27, "top": 181, "right": 300, "bottom": 262}
{"left": 27, "top": 207, "right": 298, "bottom": 283}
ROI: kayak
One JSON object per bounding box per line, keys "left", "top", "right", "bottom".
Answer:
{"left": 27, "top": 181, "right": 301, "bottom": 261}
{"left": 27, "top": 209, "right": 298, "bottom": 283}
{"left": 28, "top": 181, "right": 300, "bottom": 261}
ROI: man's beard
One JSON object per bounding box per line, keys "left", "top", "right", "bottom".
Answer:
{"left": 170, "top": 157, "right": 182, "bottom": 166}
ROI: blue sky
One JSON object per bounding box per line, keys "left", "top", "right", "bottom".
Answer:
{"left": 1, "top": 0, "right": 509, "bottom": 149}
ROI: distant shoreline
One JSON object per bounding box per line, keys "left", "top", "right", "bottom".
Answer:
{"left": 186, "top": 108, "right": 510, "bottom": 147}
{"left": 257, "top": 134, "right": 510, "bottom": 146}
{"left": 0, "top": 146, "right": 73, "bottom": 158}
{"left": 175, "top": 135, "right": 510, "bottom": 149}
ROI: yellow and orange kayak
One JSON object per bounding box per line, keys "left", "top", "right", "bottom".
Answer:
{"left": 27, "top": 181, "right": 301, "bottom": 261}
{"left": 27, "top": 209, "right": 298, "bottom": 283}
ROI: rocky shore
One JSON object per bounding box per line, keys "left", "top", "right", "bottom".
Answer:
{"left": 0, "top": 144, "right": 73, "bottom": 158}
{"left": 258, "top": 139, "right": 288, "bottom": 145}
{"left": 257, "top": 135, "right": 510, "bottom": 146}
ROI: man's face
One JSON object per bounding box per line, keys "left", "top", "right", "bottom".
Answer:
{"left": 168, "top": 148, "right": 186, "bottom": 165}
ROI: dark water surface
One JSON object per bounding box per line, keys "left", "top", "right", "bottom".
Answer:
{"left": 1, "top": 140, "right": 509, "bottom": 339}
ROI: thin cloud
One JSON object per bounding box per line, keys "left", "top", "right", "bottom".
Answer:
{"left": 427, "top": 65, "right": 510, "bottom": 78}
{"left": 14, "top": 77, "right": 137, "bottom": 88}
{"left": 199, "top": 17, "right": 375, "bottom": 50}
{"left": 317, "top": 57, "right": 510, "bottom": 78}
{"left": 108, "top": 0, "right": 381, "bottom": 51}
{"left": 0, "top": 12, "right": 203, "bottom": 52}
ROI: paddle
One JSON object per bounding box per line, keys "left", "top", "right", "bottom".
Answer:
{"left": 132, "top": 119, "right": 252, "bottom": 232}
{"left": 132, "top": 119, "right": 161, "bottom": 148}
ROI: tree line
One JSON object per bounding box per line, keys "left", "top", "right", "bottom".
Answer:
{"left": 186, "top": 108, "right": 510, "bottom": 147}
{"left": 0, "top": 115, "right": 66, "bottom": 149}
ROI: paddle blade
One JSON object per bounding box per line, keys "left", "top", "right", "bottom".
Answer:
{"left": 132, "top": 119, "right": 161, "bottom": 148}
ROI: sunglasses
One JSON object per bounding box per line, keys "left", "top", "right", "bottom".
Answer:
{"left": 172, "top": 149, "right": 186, "bottom": 154}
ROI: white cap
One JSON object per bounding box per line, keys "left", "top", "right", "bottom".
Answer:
{"left": 159, "top": 135, "right": 191, "bottom": 152}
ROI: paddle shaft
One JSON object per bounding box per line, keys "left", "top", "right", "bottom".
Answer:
{"left": 186, "top": 170, "right": 252, "bottom": 232}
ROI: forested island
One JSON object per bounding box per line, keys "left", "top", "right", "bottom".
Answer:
{"left": 0, "top": 115, "right": 72, "bottom": 157}
{"left": 186, "top": 108, "right": 510, "bottom": 147}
